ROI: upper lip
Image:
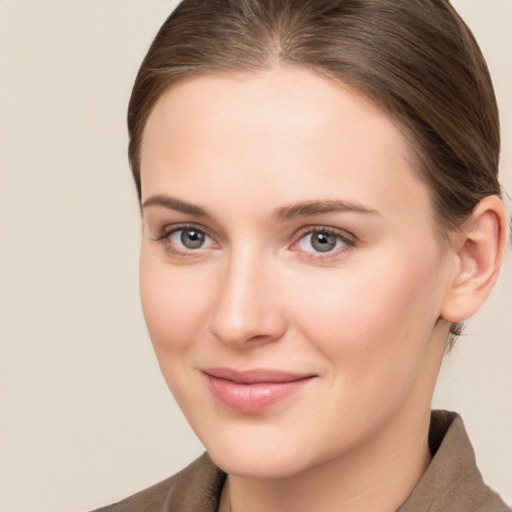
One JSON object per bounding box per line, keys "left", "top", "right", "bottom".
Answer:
{"left": 202, "top": 367, "right": 316, "bottom": 384}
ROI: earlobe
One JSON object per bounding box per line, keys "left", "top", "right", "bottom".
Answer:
{"left": 441, "top": 195, "right": 507, "bottom": 323}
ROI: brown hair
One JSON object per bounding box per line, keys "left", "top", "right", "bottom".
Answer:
{"left": 128, "top": 0, "right": 502, "bottom": 343}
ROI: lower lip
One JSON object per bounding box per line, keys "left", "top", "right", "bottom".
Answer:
{"left": 204, "top": 374, "right": 314, "bottom": 413}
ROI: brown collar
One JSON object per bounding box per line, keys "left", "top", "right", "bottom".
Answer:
{"left": 397, "top": 410, "right": 509, "bottom": 511}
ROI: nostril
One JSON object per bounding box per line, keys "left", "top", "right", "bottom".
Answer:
{"left": 207, "top": 255, "right": 287, "bottom": 347}
{"left": 208, "top": 308, "right": 287, "bottom": 348}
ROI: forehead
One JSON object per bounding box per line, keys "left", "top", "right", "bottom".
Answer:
{"left": 142, "top": 67, "right": 406, "bottom": 164}
{"left": 140, "top": 67, "right": 433, "bottom": 229}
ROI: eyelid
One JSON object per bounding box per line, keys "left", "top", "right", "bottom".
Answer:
{"left": 154, "top": 222, "right": 214, "bottom": 242}
{"left": 153, "top": 222, "right": 219, "bottom": 257}
{"left": 293, "top": 225, "right": 357, "bottom": 243}
{"left": 289, "top": 225, "right": 357, "bottom": 257}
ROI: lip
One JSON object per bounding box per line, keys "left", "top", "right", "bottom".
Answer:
{"left": 202, "top": 367, "right": 316, "bottom": 413}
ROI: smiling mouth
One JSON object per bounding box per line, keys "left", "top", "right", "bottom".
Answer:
{"left": 202, "top": 368, "right": 316, "bottom": 413}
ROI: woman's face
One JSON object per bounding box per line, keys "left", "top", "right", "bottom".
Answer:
{"left": 139, "top": 67, "right": 453, "bottom": 478}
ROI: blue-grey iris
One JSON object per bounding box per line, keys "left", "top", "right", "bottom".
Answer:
{"left": 181, "top": 229, "right": 205, "bottom": 249}
{"left": 311, "top": 232, "right": 337, "bottom": 252}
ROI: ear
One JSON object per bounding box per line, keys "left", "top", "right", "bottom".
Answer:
{"left": 441, "top": 195, "right": 508, "bottom": 323}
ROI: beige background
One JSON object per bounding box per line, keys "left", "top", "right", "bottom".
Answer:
{"left": 0, "top": 1, "right": 510, "bottom": 511}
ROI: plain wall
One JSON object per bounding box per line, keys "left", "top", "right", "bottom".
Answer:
{"left": 0, "top": 1, "right": 510, "bottom": 511}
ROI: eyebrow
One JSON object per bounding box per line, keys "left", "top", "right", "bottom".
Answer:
{"left": 141, "top": 195, "right": 211, "bottom": 217}
{"left": 273, "top": 199, "right": 380, "bottom": 222}
{"left": 141, "top": 195, "right": 380, "bottom": 222}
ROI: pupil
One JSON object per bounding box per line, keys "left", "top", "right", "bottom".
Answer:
{"left": 311, "top": 232, "right": 336, "bottom": 252}
{"left": 181, "top": 229, "right": 205, "bottom": 249}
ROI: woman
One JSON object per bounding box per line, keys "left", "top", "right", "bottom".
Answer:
{"left": 97, "top": 0, "right": 510, "bottom": 510}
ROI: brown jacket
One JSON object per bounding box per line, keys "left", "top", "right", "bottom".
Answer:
{"left": 94, "top": 411, "right": 510, "bottom": 512}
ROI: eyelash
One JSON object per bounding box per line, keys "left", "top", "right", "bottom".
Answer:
{"left": 154, "top": 223, "right": 356, "bottom": 260}
{"left": 291, "top": 226, "right": 356, "bottom": 261}
{"left": 154, "top": 223, "right": 216, "bottom": 258}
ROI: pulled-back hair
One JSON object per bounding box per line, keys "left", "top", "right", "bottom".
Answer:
{"left": 128, "top": 0, "right": 502, "bottom": 343}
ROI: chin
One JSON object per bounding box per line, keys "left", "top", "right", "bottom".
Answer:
{"left": 210, "top": 449, "right": 312, "bottom": 480}
{"left": 199, "top": 424, "right": 324, "bottom": 480}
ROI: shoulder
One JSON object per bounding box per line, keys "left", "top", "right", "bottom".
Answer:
{"left": 92, "top": 453, "right": 226, "bottom": 512}
{"left": 399, "top": 410, "right": 511, "bottom": 512}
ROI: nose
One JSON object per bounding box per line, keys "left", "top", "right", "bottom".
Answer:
{"left": 208, "top": 249, "right": 287, "bottom": 348}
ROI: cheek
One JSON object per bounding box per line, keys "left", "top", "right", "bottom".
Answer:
{"left": 139, "top": 251, "right": 211, "bottom": 353}
{"left": 286, "top": 259, "right": 445, "bottom": 445}
{"left": 289, "top": 251, "right": 445, "bottom": 377}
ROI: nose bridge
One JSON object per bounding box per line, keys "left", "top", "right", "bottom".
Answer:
{"left": 208, "top": 244, "right": 285, "bottom": 347}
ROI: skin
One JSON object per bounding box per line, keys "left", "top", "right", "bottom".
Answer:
{"left": 138, "top": 67, "right": 505, "bottom": 512}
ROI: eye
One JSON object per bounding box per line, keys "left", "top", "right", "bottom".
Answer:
{"left": 294, "top": 228, "right": 355, "bottom": 255}
{"left": 155, "top": 224, "right": 217, "bottom": 255}
{"left": 172, "top": 228, "right": 208, "bottom": 249}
